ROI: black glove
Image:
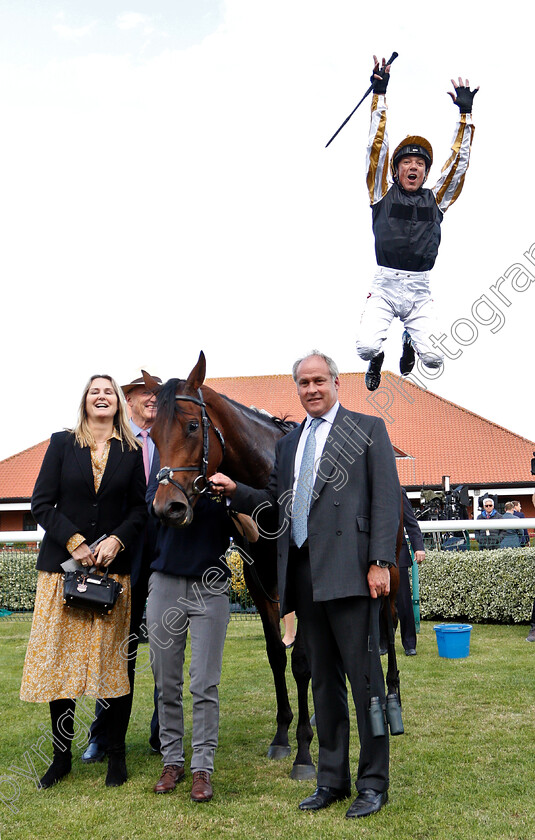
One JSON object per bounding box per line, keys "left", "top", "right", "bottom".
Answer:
{"left": 371, "top": 65, "right": 389, "bottom": 95}
{"left": 452, "top": 85, "right": 478, "bottom": 113}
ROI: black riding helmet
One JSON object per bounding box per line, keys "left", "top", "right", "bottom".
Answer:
{"left": 391, "top": 135, "right": 433, "bottom": 180}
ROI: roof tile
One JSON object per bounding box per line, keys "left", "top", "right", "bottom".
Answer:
{"left": 1, "top": 371, "right": 533, "bottom": 499}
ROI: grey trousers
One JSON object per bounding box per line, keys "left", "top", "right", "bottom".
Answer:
{"left": 146, "top": 571, "right": 229, "bottom": 773}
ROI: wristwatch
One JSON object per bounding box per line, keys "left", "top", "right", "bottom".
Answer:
{"left": 371, "top": 560, "right": 390, "bottom": 568}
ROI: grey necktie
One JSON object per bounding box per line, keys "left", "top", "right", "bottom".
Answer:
{"left": 292, "top": 418, "right": 323, "bottom": 548}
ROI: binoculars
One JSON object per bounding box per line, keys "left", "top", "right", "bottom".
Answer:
{"left": 369, "top": 693, "right": 404, "bottom": 737}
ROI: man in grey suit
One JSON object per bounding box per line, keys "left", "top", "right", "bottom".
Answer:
{"left": 211, "top": 350, "right": 400, "bottom": 820}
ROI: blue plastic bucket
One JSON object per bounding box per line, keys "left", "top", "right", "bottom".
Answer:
{"left": 433, "top": 623, "right": 472, "bottom": 659}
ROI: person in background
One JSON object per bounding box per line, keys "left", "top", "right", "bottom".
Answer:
{"left": 281, "top": 612, "right": 296, "bottom": 648}
{"left": 500, "top": 502, "right": 522, "bottom": 548}
{"left": 20, "top": 375, "right": 147, "bottom": 788}
{"left": 512, "top": 501, "right": 530, "bottom": 547}
{"left": 82, "top": 373, "right": 162, "bottom": 764}
{"left": 397, "top": 489, "right": 425, "bottom": 656}
{"left": 475, "top": 498, "right": 502, "bottom": 550}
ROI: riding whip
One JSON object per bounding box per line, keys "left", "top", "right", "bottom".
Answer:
{"left": 325, "top": 51, "right": 398, "bottom": 148}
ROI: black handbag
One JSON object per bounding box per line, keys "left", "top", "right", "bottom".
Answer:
{"left": 62, "top": 568, "right": 123, "bottom": 615}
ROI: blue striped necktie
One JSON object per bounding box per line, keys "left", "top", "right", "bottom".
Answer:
{"left": 292, "top": 418, "right": 323, "bottom": 548}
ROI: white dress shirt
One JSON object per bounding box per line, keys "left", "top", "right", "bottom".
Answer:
{"left": 292, "top": 401, "right": 340, "bottom": 495}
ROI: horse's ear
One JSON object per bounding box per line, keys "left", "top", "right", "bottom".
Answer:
{"left": 142, "top": 370, "right": 161, "bottom": 393}
{"left": 185, "top": 351, "right": 206, "bottom": 392}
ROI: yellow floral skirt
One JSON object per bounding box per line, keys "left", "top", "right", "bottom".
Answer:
{"left": 20, "top": 571, "right": 131, "bottom": 703}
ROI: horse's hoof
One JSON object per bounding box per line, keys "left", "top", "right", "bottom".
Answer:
{"left": 267, "top": 745, "right": 291, "bottom": 760}
{"left": 290, "top": 763, "right": 317, "bottom": 781}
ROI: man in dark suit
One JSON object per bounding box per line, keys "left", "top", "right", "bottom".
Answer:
{"left": 397, "top": 489, "right": 425, "bottom": 656}
{"left": 475, "top": 497, "right": 503, "bottom": 550}
{"left": 211, "top": 350, "right": 400, "bottom": 820}
{"left": 82, "top": 373, "right": 162, "bottom": 762}
{"left": 512, "top": 501, "right": 530, "bottom": 547}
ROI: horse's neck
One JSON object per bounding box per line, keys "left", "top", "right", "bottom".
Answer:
{"left": 207, "top": 391, "right": 282, "bottom": 488}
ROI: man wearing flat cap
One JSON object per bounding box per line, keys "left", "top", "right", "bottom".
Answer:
{"left": 82, "top": 371, "right": 163, "bottom": 762}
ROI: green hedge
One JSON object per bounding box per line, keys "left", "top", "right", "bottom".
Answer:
{"left": 3, "top": 546, "right": 535, "bottom": 624}
{"left": 419, "top": 546, "right": 535, "bottom": 624}
{"left": 0, "top": 549, "right": 39, "bottom": 612}
{"left": 0, "top": 548, "right": 258, "bottom": 618}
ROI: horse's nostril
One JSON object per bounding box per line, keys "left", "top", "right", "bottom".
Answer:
{"left": 162, "top": 500, "right": 192, "bottom": 528}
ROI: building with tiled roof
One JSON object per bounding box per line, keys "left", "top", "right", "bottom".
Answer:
{"left": 1, "top": 370, "right": 534, "bottom": 535}
{"left": 0, "top": 441, "right": 49, "bottom": 533}
{"left": 204, "top": 370, "right": 535, "bottom": 492}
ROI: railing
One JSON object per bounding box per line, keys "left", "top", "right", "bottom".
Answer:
{"left": 417, "top": 518, "right": 535, "bottom": 532}
{"left": 417, "top": 518, "right": 534, "bottom": 550}
{"left": 0, "top": 529, "right": 43, "bottom": 544}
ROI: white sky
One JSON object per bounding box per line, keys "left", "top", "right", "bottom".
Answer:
{"left": 1, "top": 0, "right": 534, "bottom": 466}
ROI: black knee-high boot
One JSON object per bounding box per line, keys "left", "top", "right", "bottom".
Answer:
{"left": 38, "top": 699, "right": 76, "bottom": 789}
{"left": 104, "top": 695, "right": 129, "bottom": 787}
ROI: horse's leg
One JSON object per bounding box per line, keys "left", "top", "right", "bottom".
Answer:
{"left": 242, "top": 561, "right": 293, "bottom": 760}
{"left": 260, "top": 600, "right": 294, "bottom": 759}
{"left": 289, "top": 622, "right": 316, "bottom": 781}
{"left": 382, "top": 576, "right": 405, "bottom": 735}
{"left": 385, "top": 566, "right": 400, "bottom": 695}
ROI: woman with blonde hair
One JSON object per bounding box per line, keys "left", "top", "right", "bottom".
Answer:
{"left": 21, "top": 374, "right": 147, "bottom": 788}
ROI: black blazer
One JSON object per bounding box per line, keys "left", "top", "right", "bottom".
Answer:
{"left": 399, "top": 487, "right": 425, "bottom": 568}
{"left": 233, "top": 404, "right": 401, "bottom": 614}
{"left": 31, "top": 431, "right": 147, "bottom": 574}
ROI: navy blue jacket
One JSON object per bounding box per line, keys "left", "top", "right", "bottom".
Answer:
{"left": 147, "top": 453, "right": 233, "bottom": 580}
{"left": 399, "top": 488, "right": 425, "bottom": 568}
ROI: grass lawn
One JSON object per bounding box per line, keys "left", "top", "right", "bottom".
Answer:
{"left": 1, "top": 618, "right": 534, "bottom": 840}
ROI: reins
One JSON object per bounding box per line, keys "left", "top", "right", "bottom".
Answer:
{"left": 156, "top": 388, "right": 225, "bottom": 504}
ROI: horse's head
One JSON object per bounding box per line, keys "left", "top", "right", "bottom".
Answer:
{"left": 148, "top": 351, "right": 225, "bottom": 528}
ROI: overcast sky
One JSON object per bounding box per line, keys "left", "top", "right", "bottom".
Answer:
{"left": 1, "top": 0, "right": 534, "bottom": 469}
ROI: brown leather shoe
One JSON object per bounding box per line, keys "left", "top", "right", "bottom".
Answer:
{"left": 191, "top": 770, "right": 213, "bottom": 802}
{"left": 153, "top": 764, "right": 185, "bottom": 793}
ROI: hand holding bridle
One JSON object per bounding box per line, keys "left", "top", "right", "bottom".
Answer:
{"left": 209, "top": 472, "right": 237, "bottom": 498}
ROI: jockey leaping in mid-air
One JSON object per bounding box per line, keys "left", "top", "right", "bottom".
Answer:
{"left": 356, "top": 55, "right": 478, "bottom": 391}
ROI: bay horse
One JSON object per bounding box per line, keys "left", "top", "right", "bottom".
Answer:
{"left": 144, "top": 351, "right": 402, "bottom": 779}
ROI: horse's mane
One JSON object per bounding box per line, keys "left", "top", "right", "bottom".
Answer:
{"left": 156, "top": 378, "right": 298, "bottom": 435}
{"left": 221, "top": 395, "right": 298, "bottom": 434}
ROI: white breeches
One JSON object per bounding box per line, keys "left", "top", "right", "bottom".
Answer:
{"left": 356, "top": 266, "right": 444, "bottom": 368}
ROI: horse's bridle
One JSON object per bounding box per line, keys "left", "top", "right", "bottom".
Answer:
{"left": 156, "top": 388, "right": 225, "bottom": 503}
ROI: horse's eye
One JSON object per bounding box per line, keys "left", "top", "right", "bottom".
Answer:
{"left": 187, "top": 421, "right": 199, "bottom": 434}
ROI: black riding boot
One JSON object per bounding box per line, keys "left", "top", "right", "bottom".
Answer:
{"left": 38, "top": 699, "right": 75, "bottom": 789}
{"left": 365, "top": 352, "right": 385, "bottom": 391}
{"left": 104, "top": 696, "right": 128, "bottom": 787}
{"left": 399, "top": 330, "right": 415, "bottom": 375}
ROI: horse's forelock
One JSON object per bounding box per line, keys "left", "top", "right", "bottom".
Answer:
{"left": 156, "top": 378, "right": 185, "bottom": 424}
